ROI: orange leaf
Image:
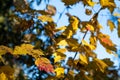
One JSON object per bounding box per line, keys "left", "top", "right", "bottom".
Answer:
{"left": 35, "top": 57, "right": 54, "bottom": 73}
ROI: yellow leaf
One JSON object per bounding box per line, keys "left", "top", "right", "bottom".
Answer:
{"left": 55, "top": 67, "right": 64, "bottom": 78}
{"left": 57, "top": 40, "right": 68, "bottom": 46}
{"left": 82, "top": 40, "right": 96, "bottom": 50}
{"left": 0, "top": 73, "right": 8, "bottom": 80}
{"left": 38, "top": 15, "right": 53, "bottom": 22}
{"left": 79, "top": 54, "right": 88, "bottom": 64}
{"left": 86, "top": 0, "right": 96, "bottom": 7}
{"left": 0, "top": 46, "right": 13, "bottom": 55}
{"left": 107, "top": 20, "right": 115, "bottom": 31}
{"left": 70, "top": 16, "right": 79, "bottom": 32}
{"left": 13, "top": 44, "right": 44, "bottom": 58}
{"left": 86, "top": 24, "right": 94, "bottom": 31}
{"left": 55, "top": 26, "right": 66, "bottom": 32}
{"left": 94, "top": 58, "right": 108, "bottom": 72}
{"left": 56, "top": 48, "right": 67, "bottom": 53}
{"left": 66, "top": 38, "right": 79, "bottom": 47}
{"left": 53, "top": 53, "right": 65, "bottom": 63}
{"left": 100, "top": 0, "right": 116, "bottom": 7}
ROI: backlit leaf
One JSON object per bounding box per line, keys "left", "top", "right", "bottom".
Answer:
{"left": 35, "top": 57, "right": 54, "bottom": 73}
{"left": 94, "top": 58, "right": 108, "bottom": 72}
{"left": 85, "top": 0, "right": 96, "bottom": 7}
{"left": 0, "top": 73, "right": 8, "bottom": 80}
{"left": 98, "top": 33, "right": 116, "bottom": 52}
{"left": 86, "top": 24, "right": 94, "bottom": 31}
{"left": 82, "top": 40, "right": 96, "bottom": 50}
{"left": 100, "top": 0, "right": 116, "bottom": 7}
{"left": 38, "top": 15, "right": 53, "bottom": 22}
{"left": 107, "top": 20, "right": 115, "bottom": 31}
{"left": 55, "top": 67, "right": 64, "bottom": 78}
{"left": 0, "top": 45, "right": 13, "bottom": 55}
{"left": 57, "top": 40, "right": 68, "bottom": 46}
{"left": 79, "top": 54, "right": 88, "bottom": 64}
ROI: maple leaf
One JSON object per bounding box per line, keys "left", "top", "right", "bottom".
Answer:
{"left": 107, "top": 20, "right": 115, "bottom": 31}
{"left": 55, "top": 67, "right": 64, "bottom": 78}
{"left": 35, "top": 57, "right": 54, "bottom": 73}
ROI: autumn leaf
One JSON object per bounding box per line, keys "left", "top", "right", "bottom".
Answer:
{"left": 0, "top": 73, "right": 8, "bottom": 80}
{"left": 62, "top": 0, "right": 80, "bottom": 6}
{"left": 100, "top": 0, "right": 116, "bottom": 7}
{"left": 0, "top": 45, "right": 13, "bottom": 55}
{"left": 98, "top": 33, "right": 116, "bottom": 52}
{"left": 13, "top": 44, "right": 44, "bottom": 58}
{"left": 94, "top": 58, "right": 108, "bottom": 72}
{"left": 38, "top": 15, "right": 53, "bottom": 22}
{"left": 107, "top": 20, "right": 115, "bottom": 31}
{"left": 118, "top": 18, "right": 120, "bottom": 37}
{"left": 82, "top": 40, "right": 96, "bottom": 50}
{"left": 35, "top": 57, "right": 54, "bottom": 73}
{"left": 0, "top": 66, "right": 14, "bottom": 80}
{"left": 86, "top": 24, "right": 94, "bottom": 31}
{"left": 79, "top": 54, "right": 88, "bottom": 64}
{"left": 84, "top": 0, "right": 96, "bottom": 7}
{"left": 55, "top": 67, "right": 64, "bottom": 78}
{"left": 57, "top": 40, "right": 68, "bottom": 46}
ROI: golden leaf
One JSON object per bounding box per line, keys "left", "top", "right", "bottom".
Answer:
{"left": 0, "top": 46, "right": 13, "bottom": 55}
{"left": 94, "top": 58, "right": 108, "bottom": 72}
{"left": 13, "top": 44, "right": 44, "bottom": 58}
{"left": 55, "top": 26, "right": 66, "bottom": 32}
{"left": 53, "top": 53, "right": 65, "bottom": 63}
{"left": 86, "top": 24, "right": 94, "bottom": 31}
{"left": 86, "top": 0, "right": 96, "bottom": 7}
{"left": 107, "top": 20, "right": 115, "bottom": 31}
{"left": 98, "top": 33, "right": 116, "bottom": 52}
{"left": 55, "top": 67, "right": 64, "bottom": 78}
{"left": 0, "top": 73, "right": 8, "bottom": 80}
{"left": 82, "top": 40, "right": 96, "bottom": 50}
{"left": 100, "top": 0, "right": 116, "bottom": 7}
{"left": 47, "top": 5, "right": 56, "bottom": 15}
{"left": 57, "top": 40, "right": 68, "bottom": 46}
{"left": 79, "top": 54, "right": 88, "bottom": 64}
{"left": 38, "top": 15, "right": 53, "bottom": 22}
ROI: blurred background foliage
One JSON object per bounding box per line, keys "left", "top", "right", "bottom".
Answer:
{"left": 0, "top": 0, "right": 120, "bottom": 80}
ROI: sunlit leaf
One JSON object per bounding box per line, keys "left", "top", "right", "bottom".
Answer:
{"left": 35, "top": 57, "right": 54, "bottom": 73}
{"left": 107, "top": 20, "right": 115, "bottom": 31}
{"left": 86, "top": 24, "right": 94, "bottom": 31}
{"left": 53, "top": 53, "right": 65, "bottom": 63}
{"left": 82, "top": 40, "right": 96, "bottom": 50}
{"left": 55, "top": 26, "right": 66, "bottom": 32}
{"left": 100, "top": 0, "right": 116, "bottom": 7}
{"left": 94, "top": 58, "right": 108, "bottom": 72}
{"left": 0, "top": 73, "right": 8, "bottom": 80}
{"left": 113, "top": 13, "right": 120, "bottom": 17}
{"left": 13, "top": 44, "right": 44, "bottom": 58}
{"left": 85, "top": 0, "right": 96, "bottom": 7}
{"left": 79, "top": 54, "right": 88, "bottom": 64}
{"left": 57, "top": 40, "right": 68, "bottom": 46}
{"left": 98, "top": 33, "right": 116, "bottom": 52}
{"left": 0, "top": 45, "right": 13, "bottom": 55}
{"left": 38, "top": 15, "right": 53, "bottom": 22}
{"left": 55, "top": 67, "right": 64, "bottom": 78}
